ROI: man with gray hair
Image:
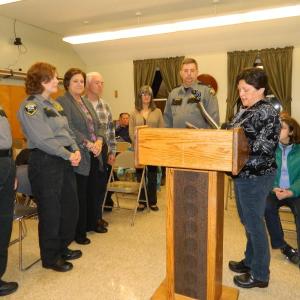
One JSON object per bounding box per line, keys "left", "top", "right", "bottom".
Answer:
{"left": 84, "top": 72, "right": 116, "bottom": 214}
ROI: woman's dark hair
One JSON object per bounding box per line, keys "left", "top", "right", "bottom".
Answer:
{"left": 236, "top": 67, "right": 269, "bottom": 96}
{"left": 63, "top": 68, "right": 86, "bottom": 91}
{"left": 280, "top": 115, "right": 300, "bottom": 144}
{"left": 25, "top": 62, "right": 56, "bottom": 95}
{"left": 135, "top": 85, "right": 156, "bottom": 111}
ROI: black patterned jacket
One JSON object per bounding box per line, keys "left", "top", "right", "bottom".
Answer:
{"left": 229, "top": 99, "right": 281, "bottom": 178}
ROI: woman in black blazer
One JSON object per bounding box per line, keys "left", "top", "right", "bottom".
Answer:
{"left": 57, "top": 68, "right": 108, "bottom": 245}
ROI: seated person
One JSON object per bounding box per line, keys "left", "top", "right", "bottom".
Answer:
{"left": 265, "top": 115, "right": 300, "bottom": 266}
{"left": 115, "top": 113, "right": 131, "bottom": 143}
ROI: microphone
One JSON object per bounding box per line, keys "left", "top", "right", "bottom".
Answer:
{"left": 191, "top": 89, "right": 220, "bottom": 129}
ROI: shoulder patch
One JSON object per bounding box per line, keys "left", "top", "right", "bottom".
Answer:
{"left": 209, "top": 87, "right": 216, "bottom": 95}
{"left": 24, "top": 102, "right": 37, "bottom": 116}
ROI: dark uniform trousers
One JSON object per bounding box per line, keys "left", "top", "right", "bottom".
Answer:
{"left": 0, "top": 157, "right": 15, "bottom": 279}
{"left": 75, "top": 154, "right": 106, "bottom": 240}
{"left": 28, "top": 150, "right": 78, "bottom": 265}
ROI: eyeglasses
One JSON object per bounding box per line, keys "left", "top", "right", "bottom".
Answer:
{"left": 141, "top": 92, "right": 151, "bottom": 96}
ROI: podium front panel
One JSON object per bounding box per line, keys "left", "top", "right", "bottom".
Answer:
{"left": 173, "top": 170, "right": 208, "bottom": 299}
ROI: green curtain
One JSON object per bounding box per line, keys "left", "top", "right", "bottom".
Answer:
{"left": 158, "top": 56, "right": 184, "bottom": 93}
{"left": 226, "top": 50, "right": 257, "bottom": 121}
{"left": 133, "top": 59, "right": 157, "bottom": 100}
{"left": 260, "top": 46, "right": 293, "bottom": 114}
{"left": 133, "top": 56, "right": 185, "bottom": 100}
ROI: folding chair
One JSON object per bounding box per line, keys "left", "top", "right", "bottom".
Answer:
{"left": 280, "top": 206, "right": 296, "bottom": 236}
{"left": 9, "top": 165, "right": 40, "bottom": 271}
{"left": 225, "top": 175, "right": 234, "bottom": 210}
{"left": 102, "top": 150, "right": 149, "bottom": 225}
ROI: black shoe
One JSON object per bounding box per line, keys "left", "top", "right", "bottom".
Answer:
{"left": 233, "top": 273, "right": 268, "bottom": 288}
{"left": 137, "top": 204, "right": 146, "bottom": 212}
{"left": 281, "top": 244, "right": 300, "bottom": 264}
{"left": 0, "top": 280, "right": 18, "bottom": 296}
{"left": 104, "top": 207, "right": 113, "bottom": 212}
{"left": 75, "top": 237, "right": 91, "bottom": 245}
{"left": 43, "top": 258, "right": 73, "bottom": 272}
{"left": 61, "top": 249, "right": 82, "bottom": 261}
{"left": 95, "top": 224, "right": 108, "bottom": 233}
{"left": 150, "top": 205, "right": 159, "bottom": 211}
{"left": 229, "top": 259, "right": 251, "bottom": 273}
{"left": 98, "top": 219, "right": 109, "bottom": 228}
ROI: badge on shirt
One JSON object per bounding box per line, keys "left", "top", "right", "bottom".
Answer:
{"left": 53, "top": 102, "right": 63, "bottom": 112}
{"left": 24, "top": 102, "right": 37, "bottom": 116}
{"left": 53, "top": 102, "right": 66, "bottom": 116}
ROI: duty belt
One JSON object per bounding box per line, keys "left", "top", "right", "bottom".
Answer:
{"left": 31, "top": 146, "right": 73, "bottom": 152}
{"left": 0, "top": 148, "right": 12, "bottom": 157}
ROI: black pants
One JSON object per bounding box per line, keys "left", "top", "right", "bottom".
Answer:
{"left": 136, "top": 166, "right": 157, "bottom": 206}
{"left": 28, "top": 150, "right": 78, "bottom": 265}
{"left": 75, "top": 155, "right": 106, "bottom": 239}
{"left": 0, "top": 157, "right": 15, "bottom": 279}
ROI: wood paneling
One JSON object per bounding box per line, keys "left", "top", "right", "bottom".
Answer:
{"left": 136, "top": 127, "right": 248, "bottom": 175}
{"left": 0, "top": 84, "right": 64, "bottom": 140}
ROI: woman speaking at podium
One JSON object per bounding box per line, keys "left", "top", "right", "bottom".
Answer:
{"left": 227, "top": 68, "right": 280, "bottom": 289}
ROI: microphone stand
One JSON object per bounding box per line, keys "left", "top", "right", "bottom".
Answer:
{"left": 192, "top": 89, "right": 220, "bottom": 129}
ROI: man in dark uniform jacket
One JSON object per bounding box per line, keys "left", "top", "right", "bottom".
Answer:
{"left": 0, "top": 104, "right": 18, "bottom": 297}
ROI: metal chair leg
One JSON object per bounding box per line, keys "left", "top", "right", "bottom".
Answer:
{"left": 18, "top": 219, "right": 40, "bottom": 271}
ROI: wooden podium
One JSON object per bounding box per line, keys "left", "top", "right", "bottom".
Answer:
{"left": 135, "top": 127, "right": 249, "bottom": 300}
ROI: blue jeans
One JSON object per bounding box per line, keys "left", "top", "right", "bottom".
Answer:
{"left": 265, "top": 193, "right": 300, "bottom": 251}
{"left": 233, "top": 173, "right": 275, "bottom": 282}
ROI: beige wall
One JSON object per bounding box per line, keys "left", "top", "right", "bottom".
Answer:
{"left": 88, "top": 49, "right": 299, "bottom": 124}
{"left": 0, "top": 15, "right": 85, "bottom": 83}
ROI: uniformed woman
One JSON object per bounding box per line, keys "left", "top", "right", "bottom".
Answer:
{"left": 18, "top": 62, "right": 82, "bottom": 272}
{"left": 0, "top": 105, "right": 18, "bottom": 296}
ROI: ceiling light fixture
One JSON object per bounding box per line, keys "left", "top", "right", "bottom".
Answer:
{"left": 0, "top": 0, "right": 21, "bottom": 5}
{"left": 63, "top": 4, "right": 300, "bottom": 44}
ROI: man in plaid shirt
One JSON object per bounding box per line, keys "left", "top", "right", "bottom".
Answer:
{"left": 84, "top": 72, "right": 116, "bottom": 213}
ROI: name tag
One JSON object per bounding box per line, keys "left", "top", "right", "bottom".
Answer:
{"left": 171, "top": 98, "right": 182, "bottom": 105}
{"left": 44, "top": 108, "right": 58, "bottom": 117}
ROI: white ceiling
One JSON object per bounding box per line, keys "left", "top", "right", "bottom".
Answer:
{"left": 0, "top": 0, "right": 298, "bottom": 35}
{"left": 1, "top": 0, "right": 300, "bottom": 64}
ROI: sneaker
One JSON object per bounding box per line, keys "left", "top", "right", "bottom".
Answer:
{"left": 280, "top": 244, "right": 300, "bottom": 264}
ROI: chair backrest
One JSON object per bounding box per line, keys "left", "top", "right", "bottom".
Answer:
{"left": 116, "top": 142, "right": 131, "bottom": 153}
{"left": 16, "top": 165, "right": 32, "bottom": 196}
{"left": 114, "top": 150, "right": 136, "bottom": 169}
